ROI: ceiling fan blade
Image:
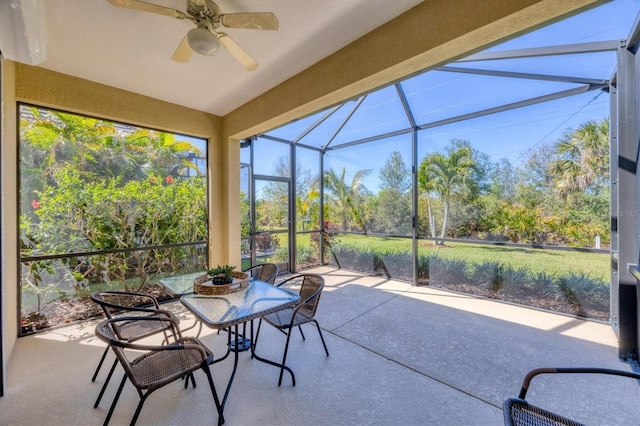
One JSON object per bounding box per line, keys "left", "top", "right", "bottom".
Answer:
{"left": 106, "top": 0, "right": 188, "bottom": 19}
{"left": 217, "top": 33, "right": 258, "bottom": 71}
{"left": 172, "top": 35, "right": 193, "bottom": 63}
{"left": 219, "top": 12, "right": 279, "bottom": 30}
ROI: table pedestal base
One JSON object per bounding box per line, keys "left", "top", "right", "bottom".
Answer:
{"left": 228, "top": 337, "right": 251, "bottom": 352}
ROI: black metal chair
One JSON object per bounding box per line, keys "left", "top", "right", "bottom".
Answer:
{"left": 90, "top": 291, "right": 179, "bottom": 383}
{"left": 504, "top": 367, "right": 640, "bottom": 426}
{"left": 94, "top": 316, "right": 222, "bottom": 426}
{"left": 243, "top": 263, "right": 279, "bottom": 284}
{"left": 254, "top": 273, "right": 329, "bottom": 386}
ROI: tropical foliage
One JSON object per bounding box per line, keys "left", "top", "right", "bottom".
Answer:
{"left": 319, "top": 119, "right": 610, "bottom": 248}
{"left": 19, "top": 101, "right": 611, "bottom": 332}
{"left": 324, "top": 167, "right": 371, "bottom": 233}
{"left": 19, "top": 106, "right": 207, "bottom": 331}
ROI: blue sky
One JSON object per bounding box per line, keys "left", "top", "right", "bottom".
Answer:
{"left": 250, "top": 0, "right": 639, "bottom": 193}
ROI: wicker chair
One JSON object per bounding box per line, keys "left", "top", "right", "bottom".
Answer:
{"left": 90, "top": 291, "right": 180, "bottom": 383}
{"left": 243, "top": 263, "right": 279, "bottom": 284}
{"left": 254, "top": 273, "right": 329, "bottom": 386}
{"left": 504, "top": 367, "right": 640, "bottom": 426}
{"left": 94, "top": 316, "right": 222, "bottom": 426}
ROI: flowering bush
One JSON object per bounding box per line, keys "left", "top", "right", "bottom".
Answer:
{"left": 21, "top": 167, "right": 207, "bottom": 307}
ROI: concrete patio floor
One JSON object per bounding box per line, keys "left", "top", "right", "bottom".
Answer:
{"left": 1, "top": 266, "right": 639, "bottom": 425}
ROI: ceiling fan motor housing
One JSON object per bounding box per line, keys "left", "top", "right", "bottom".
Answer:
{"left": 187, "top": 0, "right": 219, "bottom": 29}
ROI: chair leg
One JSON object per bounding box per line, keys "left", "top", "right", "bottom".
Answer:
{"left": 278, "top": 329, "right": 295, "bottom": 387}
{"left": 95, "top": 358, "right": 119, "bottom": 408}
{"left": 185, "top": 373, "right": 196, "bottom": 389}
{"left": 298, "top": 325, "right": 306, "bottom": 341}
{"left": 312, "top": 320, "right": 329, "bottom": 356}
{"left": 202, "top": 362, "right": 224, "bottom": 425}
{"left": 129, "top": 392, "right": 150, "bottom": 426}
{"left": 92, "top": 346, "right": 110, "bottom": 382}
{"left": 103, "top": 373, "right": 127, "bottom": 426}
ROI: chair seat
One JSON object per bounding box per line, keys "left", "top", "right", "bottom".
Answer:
{"left": 116, "top": 312, "right": 176, "bottom": 342}
{"left": 262, "top": 308, "right": 313, "bottom": 329}
{"left": 129, "top": 337, "right": 212, "bottom": 390}
{"left": 504, "top": 398, "right": 585, "bottom": 426}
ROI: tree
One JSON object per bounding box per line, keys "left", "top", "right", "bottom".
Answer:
{"left": 374, "top": 151, "right": 411, "bottom": 234}
{"left": 20, "top": 106, "right": 203, "bottom": 187}
{"left": 516, "top": 144, "right": 556, "bottom": 204}
{"left": 297, "top": 181, "right": 320, "bottom": 231}
{"left": 259, "top": 156, "right": 320, "bottom": 231}
{"left": 19, "top": 106, "right": 209, "bottom": 297}
{"left": 323, "top": 167, "right": 370, "bottom": 232}
{"left": 20, "top": 107, "right": 117, "bottom": 197}
{"left": 418, "top": 140, "right": 478, "bottom": 243}
{"left": 128, "top": 128, "right": 203, "bottom": 181}
{"left": 488, "top": 158, "right": 517, "bottom": 200}
{"left": 379, "top": 151, "right": 410, "bottom": 192}
{"left": 550, "top": 118, "right": 609, "bottom": 196}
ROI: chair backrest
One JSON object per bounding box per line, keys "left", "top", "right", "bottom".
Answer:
{"left": 297, "top": 274, "right": 324, "bottom": 318}
{"left": 90, "top": 291, "right": 160, "bottom": 319}
{"left": 244, "top": 263, "right": 279, "bottom": 284}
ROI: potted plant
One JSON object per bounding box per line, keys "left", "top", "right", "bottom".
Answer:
{"left": 207, "top": 264, "right": 236, "bottom": 285}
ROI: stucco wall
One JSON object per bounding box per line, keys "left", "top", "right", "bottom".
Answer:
{"left": 1, "top": 59, "right": 18, "bottom": 380}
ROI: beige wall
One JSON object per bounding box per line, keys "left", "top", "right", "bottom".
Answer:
{"left": 1, "top": 0, "right": 604, "bottom": 390}
{"left": 1, "top": 59, "right": 18, "bottom": 369}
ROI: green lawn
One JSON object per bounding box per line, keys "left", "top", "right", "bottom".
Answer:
{"left": 327, "top": 234, "right": 609, "bottom": 280}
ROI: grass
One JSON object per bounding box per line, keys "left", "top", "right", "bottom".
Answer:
{"left": 330, "top": 234, "right": 609, "bottom": 281}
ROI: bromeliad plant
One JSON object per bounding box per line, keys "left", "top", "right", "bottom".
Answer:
{"left": 207, "top": 264, "right": 236, "bottom": 284}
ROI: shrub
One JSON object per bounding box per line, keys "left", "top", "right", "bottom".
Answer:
{"left": 473, "top": 261, "right": 505, "bottom": 295}
{"left": 377, "top": 250, "right": 413, "bottom": 281}
{"left": 416, "top": 254, "right": 437, "bottom": 283}
{"left": 255, "top": 233, "right": 280, "bottom": 252}
{"left": 546, "top": 271, "right": 609, "bottom": 316}
{"left": 501, "top": 267, "right": 531, "bottom": 299}
{"left": 526, "top": 271, "right": 556, "bottom": 298}
{"left": 430, "top": 257, "right": 470, "bottom": 287}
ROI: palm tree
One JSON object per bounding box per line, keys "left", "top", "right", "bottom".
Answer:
{"left": 297, "top": 181, "right": 320, "bottom": 231}
{"left": 124, "top": 128, "right": 203, "bottom": 181}
{"left": 323, "top": 167, "right": 370, "bottom": 232}
{"left": 20, "top": 106, "right": 203, "bottom": 186}
{"left": 418, "top": 143, "right": 477, "bottom": 244}
{"left": 20, "top": 106, "right": 118, "bottom": 191}
{"left": 550, "top": 118, "right": 609, "bottom": 196}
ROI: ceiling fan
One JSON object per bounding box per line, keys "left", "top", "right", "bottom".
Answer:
{"left": 107, "top": 0, "right": 279, "bottom": 71}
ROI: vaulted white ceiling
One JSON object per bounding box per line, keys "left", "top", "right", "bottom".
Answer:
{"left": 39, "top": 0, "right": 422, "bottom": 116}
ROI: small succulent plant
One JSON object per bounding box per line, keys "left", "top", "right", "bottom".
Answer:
{"left": 207, "top": 264, "right": 236, "bottom": 284}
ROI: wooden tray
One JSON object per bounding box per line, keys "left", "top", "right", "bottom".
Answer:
{"left": 193, "top": 271, "right": 250, "bottom": 295}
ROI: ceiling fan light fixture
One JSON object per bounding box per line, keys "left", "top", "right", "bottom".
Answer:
{"left": 187, "top": 26, "right": 219, "bottom": 56}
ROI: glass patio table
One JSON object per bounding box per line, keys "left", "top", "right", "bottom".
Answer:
{"left": 180, "top": 280, "right": 300, "bottom": 425}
